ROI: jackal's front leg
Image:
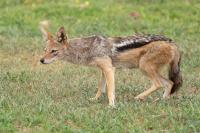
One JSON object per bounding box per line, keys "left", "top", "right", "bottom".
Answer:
{"left": 93, "top": 57, "right": 115, "bottom": 106}
{"left": 103, "top": 67, "right": 115, "bottom": 106}
{"left": 90, "top": 72, "right": 106, "bottom": 101}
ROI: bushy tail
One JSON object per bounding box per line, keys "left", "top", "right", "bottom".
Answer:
{"left": 169, "top": 52, "right": 182, "bottom": 94}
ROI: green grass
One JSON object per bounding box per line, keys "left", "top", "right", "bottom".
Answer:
{"left": 0, "top": 0, "right": 200, "bottom": 132}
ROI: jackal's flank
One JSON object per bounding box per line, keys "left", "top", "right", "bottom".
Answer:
{"left": 40, "top": 21, "right": 182, "bottom": 106}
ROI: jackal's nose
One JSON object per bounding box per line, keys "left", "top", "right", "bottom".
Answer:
{"left": 40, "top": 58, "right": 44, "bottom": 64}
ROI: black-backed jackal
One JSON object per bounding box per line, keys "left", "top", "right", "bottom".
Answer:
{"left": 40, "top": 21, "right": 182, "bottom": 106}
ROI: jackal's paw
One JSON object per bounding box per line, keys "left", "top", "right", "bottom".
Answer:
{"left": 108, "top": 98, "right": 115, "bottom": 107}
{"left": 163, "top": 90, "right": 171, "bottom": 99}
{"left": 162, "top": 94, "right": 171, "bottom": 99}
{"left": 134, "top": 95, "right": 145, "bottom": 101}
{"left": 108, "top": 103, "right": 116, "bottom": 108}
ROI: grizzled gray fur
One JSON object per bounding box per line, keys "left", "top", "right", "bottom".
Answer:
{"left": 62, "top": 35, "right": 112, "bottom": 65}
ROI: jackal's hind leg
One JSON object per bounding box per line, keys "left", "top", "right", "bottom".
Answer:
{"left": 89, "top": 72, "right": 106, "bottom": 101}
{"left": 135, "top": 44, "right": 174, "bottom": 100}
{"left": 135, "top": 62, "right": 163, "bottom": 100}
{"left": 135, "top": 77, "right": 162, "bottom": 100}
{"left": 135, "top": 75, "right": 173, "bottom": 100}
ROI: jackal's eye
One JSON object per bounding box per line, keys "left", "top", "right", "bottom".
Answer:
{"left": 51, "top": 49, "right": 58, "bottom": 53}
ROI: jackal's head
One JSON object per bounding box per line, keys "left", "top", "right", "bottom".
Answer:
{"left": 40, "top": 21, "right": 68, "bottom": 64}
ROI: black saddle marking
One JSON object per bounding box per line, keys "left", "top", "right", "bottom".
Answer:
{"left": 116, "top": 34, "right": 173, "bottom": 52}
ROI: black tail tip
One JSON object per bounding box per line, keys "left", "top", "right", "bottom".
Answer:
{"left": 170, "top": 76, "right": 183, "bottom": 94}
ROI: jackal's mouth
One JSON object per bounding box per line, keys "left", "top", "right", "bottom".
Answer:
{"left": 40, "top": 61, "right": 48, "bottom": 64}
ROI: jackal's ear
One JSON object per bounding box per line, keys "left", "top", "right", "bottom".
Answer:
{"left": 57, "top": 26, "right": 68, "bottom": 43}
{"left": 40, "top": 20, "right": 53, "bottom": 41}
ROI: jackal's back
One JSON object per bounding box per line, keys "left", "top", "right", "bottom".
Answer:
{"left": 109, "top": 34, "right": 173, "bottom": 53}
{"left": 109, "top": 34, "right": 176, "bottom": 68}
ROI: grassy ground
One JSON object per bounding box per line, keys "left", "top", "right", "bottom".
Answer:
{"left": 0, "top": 0, "right": 200, "bottom": 132}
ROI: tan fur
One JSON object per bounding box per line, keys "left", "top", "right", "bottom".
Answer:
{"left": 115, "top": 41, "right": 178, "bottom": 100}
